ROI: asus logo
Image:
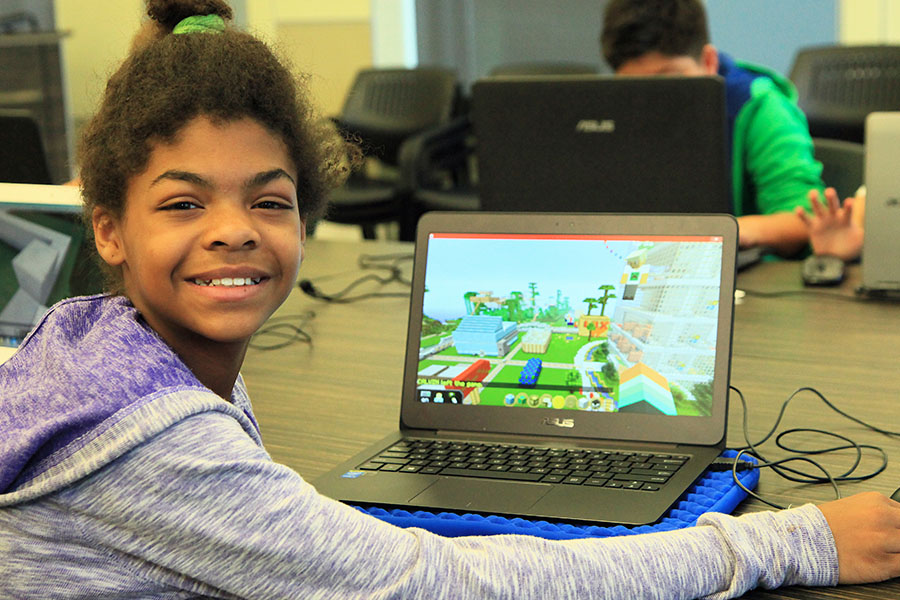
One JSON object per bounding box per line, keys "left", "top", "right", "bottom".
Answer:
{"left": 542, "top": 417, "right": 575, "bottom": 428}
{"left": 575, "top": 119, "right": 615, "bottom": 133}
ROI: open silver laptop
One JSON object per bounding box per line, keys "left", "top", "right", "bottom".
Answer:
{"left": 860, "top": 112, "right": 900, "bottom": 295}
{"left": 0, "top": 183, "right": 100, "bottom": 363}
{"left": 315, "top": 211, "right": 738, "bottom": 526}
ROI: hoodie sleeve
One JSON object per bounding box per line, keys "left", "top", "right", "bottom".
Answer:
{"left": 738, "top": 77, "right": 825, "bottom": 216}
{"left": 35, "top": 411, "right": 838, "bottom": 599}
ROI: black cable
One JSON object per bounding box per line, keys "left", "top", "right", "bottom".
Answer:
{"left": 727, "top": 385, "right": 897, "bottom": 509}
{"left": 737, "top": 288, "right": 862, "bottom": 302}
{"left": 249, "top": 311, "right": 315, "bottom": 350}
{"left": 299, "top": 252, "right": 413, "bottom": 303}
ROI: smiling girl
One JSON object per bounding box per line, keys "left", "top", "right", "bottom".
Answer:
{"left": 2, "top": 1, "right": 900, "bottom": 598}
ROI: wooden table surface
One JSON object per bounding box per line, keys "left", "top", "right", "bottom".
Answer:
{"left": 243, "top": 239, "right": 900, "bottom": 599}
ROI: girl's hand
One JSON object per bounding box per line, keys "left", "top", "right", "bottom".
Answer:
{"left": 818, "top": 491, "right": 900, "bottom": 584}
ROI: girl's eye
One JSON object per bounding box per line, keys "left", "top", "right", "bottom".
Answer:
{"left": 255, "top": 198, "right": 294, "bottom": 210}
{"left": 161, "top": 200, "right": 200, "bottom": 211}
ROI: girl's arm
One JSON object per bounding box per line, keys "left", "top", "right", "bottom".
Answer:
{"left": 38, "top": 411, "right": 864, "bottom": 599}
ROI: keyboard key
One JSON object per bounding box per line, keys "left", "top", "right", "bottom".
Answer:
{"left": 584, "top": 478, "right": 609, "bottom": 486}
{"left": 651, "top": 463, "right": 681, "bottom": 471}
{"left": 629, "top": 468, "right": 674, "bottom": 478}
{"left": 374, "top": 457, "right": 409, "bottom": 465}
{"left": 614, "top": 473, "right": 667, "bottom": 483}
{"left": 657, "top": 457, "right": 688, "bottom": 465}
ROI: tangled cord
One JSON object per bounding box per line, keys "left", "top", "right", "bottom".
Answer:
{"left": 298, "top": 252, "right": 413, "bottom": 303}
{"left": 249, "top": 311, "right": 315, "bottom": 351}
{"left": 728, "top": 385, "right": 896, "bottom": 509}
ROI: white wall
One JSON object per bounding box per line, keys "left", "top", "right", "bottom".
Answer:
{"left": 371, "top": 0, "right": 417, "bottom": 67}
{"left": 54, "top": 0, "right": 408, "bottom": 128}
{"left": 55, "top": 0, "right": 143, "bottom": 128}
{"left": 841, "top": 0, "right": 900, "bottom": 43}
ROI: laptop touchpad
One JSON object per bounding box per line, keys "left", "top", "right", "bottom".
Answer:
{"left": 409, "top": 478, "right": 551, "bottom": 514}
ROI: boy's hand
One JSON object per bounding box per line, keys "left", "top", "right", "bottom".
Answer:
{"left": 818, "top": 492, "right": 900, "bottom": 584}
{"left": 797, "top": 187, "right": 864, "bottom": 261}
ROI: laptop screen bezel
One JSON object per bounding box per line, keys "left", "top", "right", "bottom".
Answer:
{"left": 400, "top": 212, "right": 737, "bottom": 447}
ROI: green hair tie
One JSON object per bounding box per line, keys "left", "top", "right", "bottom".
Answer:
{"left": 172, "top": 14, "right": 226, "bottom": 35}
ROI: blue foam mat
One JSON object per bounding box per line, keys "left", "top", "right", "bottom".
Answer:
{"left": 354, "top": 450, "right": 759, "bottom": 540}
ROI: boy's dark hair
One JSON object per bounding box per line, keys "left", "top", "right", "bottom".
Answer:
{"left": 79, "top": 0, "right": 348, "bottom": 292}
{"left": 601, "top": 0, "right": 709, "bottom": 71}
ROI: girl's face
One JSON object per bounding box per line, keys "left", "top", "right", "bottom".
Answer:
{"left": 93, "top": 115, "right": 304, "bottom": 354}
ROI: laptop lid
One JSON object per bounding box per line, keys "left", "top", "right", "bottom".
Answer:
{"left": 0, "top": 183, "right": 103, "bottom": 361}
{"left": 471, "top": 75, "right": 730, "bottom": 215}
{"left": 861, "top": 112, "right": 900, "bottom": 293}
{"left": 400, "top": 212, "right": 737, "bottom": 448}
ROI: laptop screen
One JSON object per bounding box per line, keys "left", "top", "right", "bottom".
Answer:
{"left": 402, "top": 212, "right": 737, "bottom": 446}
{"left": 0, "top": 184, "right": 103, "bottom": 357}
{"left": 417, "top": 232, "right": 722, "bottom": 416}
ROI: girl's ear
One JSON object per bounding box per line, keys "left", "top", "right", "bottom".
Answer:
{"left": 92, "top": 206, "right": 125, "bottom": 266}
{"left": 299, "top": 217, "right": 307, "bottom": 264}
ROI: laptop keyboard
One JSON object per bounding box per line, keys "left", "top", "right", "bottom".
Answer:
{"left": 356, "top": 439, "right": 688, "bottom": 492}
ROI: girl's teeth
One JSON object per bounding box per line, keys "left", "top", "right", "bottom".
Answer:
{"left": 194, "top": 277, "right": 260, "bottom": 287}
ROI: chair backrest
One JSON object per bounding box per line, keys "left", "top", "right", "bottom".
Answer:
{"left": 336, "top": 67, "right": 460, "bottom": 165}
{"left": 488, "top": 61, "right": 600, "bottom": 77}
{"left": 812, "top": 137, "right": 864, "bottom": 201}
{"left": 790, "top": 45, "right": 900, "bottom": 143}
{"left": 0, "top": 110, "right": 53, "bottom": 184}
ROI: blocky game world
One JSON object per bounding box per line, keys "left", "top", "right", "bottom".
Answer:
{"left": 416, "top": 234, "right": 723, "bottom": 417}
{"left": 0, "top": 208, "right": 101, "bottom": 346}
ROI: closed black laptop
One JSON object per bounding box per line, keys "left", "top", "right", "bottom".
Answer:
{"left": 471, "top": 75, "right": 730, "bottom": 215}
{"left": 314, "top": 211, "right": 738, "bottom": 526}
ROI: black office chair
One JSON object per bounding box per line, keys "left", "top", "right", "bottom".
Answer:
{"left": 789, "top": 45, "right": 900, "bottom": 143}
{"left": 0, "top": 110, "right": 53, "bottom": 184}
{"left": 812, "top": 137, "right": 865, "bottom": 201}
{"left": 400, "top": 62, "right": 605, "bottom": 237}
{"left": 322, "top": 67, "right": 460, "bottom": 240}
{"left": 399, "top": 115, "right": 480, "bottom": 234}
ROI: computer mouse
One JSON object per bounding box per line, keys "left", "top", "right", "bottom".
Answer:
{"left": 801, "top": 255, "right": 845, "bottom": 286}
{"left": 891, "top": 486, "right": 900, "bottom": 503}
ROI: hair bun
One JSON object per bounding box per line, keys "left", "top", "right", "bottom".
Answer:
{"left": 146, "top": 0, "right": 233, "bottom": 30}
